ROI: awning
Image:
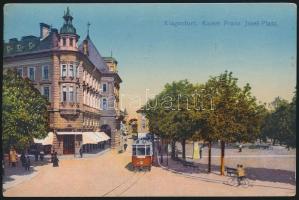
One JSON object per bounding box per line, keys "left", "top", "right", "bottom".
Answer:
{"left": 34, "top": 132, "right": 54, "bottom": 145}
{"left": 56, "top": 132, "right": 82, "bottom": 135}
{"left": 94, "top": 132, "right": 110, "bottom": 142}
{"left": 82, "top": 132, "right": 99, "bottom": 144}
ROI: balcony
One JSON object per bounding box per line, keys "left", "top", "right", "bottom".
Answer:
{"left": 59, "top": 102, "right": 80, "bottom": 115}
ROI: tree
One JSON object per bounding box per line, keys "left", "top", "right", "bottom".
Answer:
{"left": 140, "top": 80, "right": 196, "bottom": 160}
{"left": 261, "top": 92, "right": 297, "bottom": 149}
{"left": 199, "top": 71, "right": 265, "bottom": 175}
{"left": 2, "top": 69, "right": 49, "bottom": 153}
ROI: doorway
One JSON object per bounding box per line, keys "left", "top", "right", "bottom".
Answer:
{"left": 63, "top": 135, "right": 75, "bottom": 154}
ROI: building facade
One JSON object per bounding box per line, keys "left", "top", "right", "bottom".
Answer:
{"left": 3, "top": 7, "right": 123, "bottom": 155}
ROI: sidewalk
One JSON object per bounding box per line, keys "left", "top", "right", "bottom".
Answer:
{"left": 2, "top": 159, "right": 49, "bottom": 191}
{"left": 2, "top": 147, "right": 111, "bottom": 191}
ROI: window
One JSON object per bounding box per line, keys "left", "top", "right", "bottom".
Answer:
{"left": 6, "top": 46, "right": 12, "bottom": 53}
{"left": 28, "top": 67, "right": 35, "bottom": 80}
{"left": 102, "top": 83, "right": 107, "bottom": 92}
{"left": 43, "top": 86, "right": 50, "bottom": 101}
{"left": 102, "top": 98, "right": 108, "bottom": 110}
{"left": 29, "top": 42, "right": 34, "bottom": 49}
{"left": 69, "top": 64, "right": 74, "bottom": 77}
{"left": 137, "top": 145, "right": 145, "bottom": 156}
{"left": 63, "top": 38, "right": 66, "bottom": 46}
{"left": 70, "top": 38, "right": 73, "bottom": 46}
{"left": 42, "top": 65, "right": 49, "bottom": 80}
{"left": 62, "top": 86, "right": 67, "bottom": 102}
{"left": 69, "top": 86, "right": 74, "bottom": 102}
{"left": 132, "top": 145, "right": 136, "bottom": 156}
{"left": 17, "top": 44, "right": 22, "bottom": 50}
{"left": 17, "top": 68, "right": 23, "bottom": 77}
{"left": 61, "top": 64, "right": 67, "bottom": 77}
{"left": 146, "top": 145, "right": 151, "bottom": 155}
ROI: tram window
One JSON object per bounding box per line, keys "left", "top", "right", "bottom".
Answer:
{"left": 132, "top": 145, "right": 136, "bottom": 156}
{"left": 137, "top": 145, "right": 145, "bottom": 155}
{"left": 146, "top": 145, "right": 151, "bottom": 155}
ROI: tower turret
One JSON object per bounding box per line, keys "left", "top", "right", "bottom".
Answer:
{"left": 59, "top": 7, "right": 79, "bottom": 50}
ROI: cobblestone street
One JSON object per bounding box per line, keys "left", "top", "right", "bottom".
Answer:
{"left": 2, "top": 139, "right": 296, "bottom": 197}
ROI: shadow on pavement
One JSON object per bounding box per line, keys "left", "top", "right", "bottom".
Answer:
{"left": 160, "top": 157, "right": 296, "bottom": 186}
{"left": 125, "top": 162, "right": 135, "bottom": 172}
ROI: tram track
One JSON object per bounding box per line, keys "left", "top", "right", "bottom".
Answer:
{"left": 102, "top": 171, "right": 146, "bottom": 196}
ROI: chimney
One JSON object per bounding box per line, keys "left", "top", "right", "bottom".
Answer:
{"left": 40, "top": 23, "right": 50, "bottom": 40}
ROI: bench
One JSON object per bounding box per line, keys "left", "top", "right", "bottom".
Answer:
{"left": 181, "top": 160, "right": 198, "bottom": 168}
{"left": 225, "top": 167, "right": 237, "bottom": 176}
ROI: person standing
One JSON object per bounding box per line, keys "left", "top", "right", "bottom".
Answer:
{"left": 25, "top": 156, "right": 31, "bottom": 171}
{"left": 79, "top": 147, "right": 83, "bottom": 158}
{"left": 199, "top": 145, "right": 203, "bottom": 159}
{"left": 9, "top": 147, "right": 17, "bottom": 167}
{"left": 239, "top": 144, "right": 243, "bottom": 152}
{"left": 53, "top": 152, "right": 59, "bottom": 167}
{"left": 40, "top": 150, "right": 44, "bottom": 161}
{"left": 51, "top": 150, "right": 55, "bottom": 163}
{"left": 35, "top": 149, "right": 39, "bottom": 162}
{"left": 20, "top": 151, "right": 26, "bottom": 168}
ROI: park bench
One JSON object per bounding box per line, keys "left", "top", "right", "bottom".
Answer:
{"left": 181, "top": 160, "right": 198, "bottom": 169}
{"left": 225, "top": 167, "right": 237, "bottom": 176}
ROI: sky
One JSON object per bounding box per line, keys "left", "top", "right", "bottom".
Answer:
{"left": 4, "top": 3, "right": 297, "bottom": 118}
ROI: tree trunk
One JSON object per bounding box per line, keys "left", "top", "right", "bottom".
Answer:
{"left": 171, "top": 139, "right": 176, "bottom": 159}
{"left": 182, "top": 139, "right": 186, "bottom": 160}
{"left": 208, "top": 141, "right": 211, "bottom": 173}
{"left": 160, "top": 138, "right": 163, "bottom": 163}
{"left": 220, "top": 140, "right": 225, "bottom": 176}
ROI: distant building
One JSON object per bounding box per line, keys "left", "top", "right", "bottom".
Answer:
{"left": 137, "top": 113, "right": 149, "bottom": 133}
{"left": 3, "top": 7, "right": 124, "bottom": 155}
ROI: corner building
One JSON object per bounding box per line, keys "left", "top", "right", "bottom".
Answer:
{"left": 3, "top": 7, "right": 123, "bottom": 155}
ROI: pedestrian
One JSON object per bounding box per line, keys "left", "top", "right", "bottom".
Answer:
{"left": 21, "top": 151, "right": 26, "bottom": 168}
{"left": 199, "top": 145, "right": 203, "bottom": 159}
{"left": 9, "top": 147, "right": 17, "bottom": 167}
{"left": 124, "top": 143, "right": 128, "bottom": 151}
{"left": 25, "top": 156, "right": 31, "bottom": 171}
{"left": 237, "top": 164, "right": 246, "bottom": 185}
{"left": 239, "top": 144, "right": 242, "bottom": 152}
{"left": 35, "top": 149, "right": 39, "bottom": 161}
{"left": 79, "top": 147, "right": 83, "bottom": 158}
{"left": 40, "top": 150, "right": 44, "bottom": 161}
{"left": 53, "top": 152, "right": 59, "bottom": 167}
{"left": 51, "top": 150, "right": 55, "bottom": 163}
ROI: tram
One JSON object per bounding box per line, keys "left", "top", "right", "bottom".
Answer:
{"left": 132, "top": 138, "right": 153, "bottom": 171}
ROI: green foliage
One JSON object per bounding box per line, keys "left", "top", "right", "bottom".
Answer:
{"left": 261, "top": 92, "right": 297, "bottom": 148}
{"left": 2, "top": 69, "right": 49, "bottom": 153}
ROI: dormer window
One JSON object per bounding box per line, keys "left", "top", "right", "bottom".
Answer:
{"left": 6, "top": 46, "right": 12, "bottom": 53}
{"left": 29, "top": 42, "right": 34, "bottom": 49}
{"left": 17, "top": 44, "right": 22, "bottom": 50}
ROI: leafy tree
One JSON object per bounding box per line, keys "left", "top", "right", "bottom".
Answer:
{"left": 198, "top": 71, "right": 266, "bottom": 175}
{"left": 261, "top": 92, "right": 296, "bottom": 149}
{"left": 2, "top": 69, "right": 49, "bottom": 153}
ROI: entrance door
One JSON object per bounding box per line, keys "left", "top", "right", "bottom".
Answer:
{"left": 63, "top": 135, "right": 75, "bottom": 154}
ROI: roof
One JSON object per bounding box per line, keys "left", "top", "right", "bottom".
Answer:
{"left": 78, "top": 36, "right": 109, "bottom": 72}
{"left": 103, "top": 56, "right": 118, "bottom": 63}
{"left": 4, "top": 29, "right": 59, "bottom": 56}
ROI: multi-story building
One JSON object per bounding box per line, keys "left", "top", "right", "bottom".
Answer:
{"left": 3, "top": 7, "right": 123, "bottom": 155}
